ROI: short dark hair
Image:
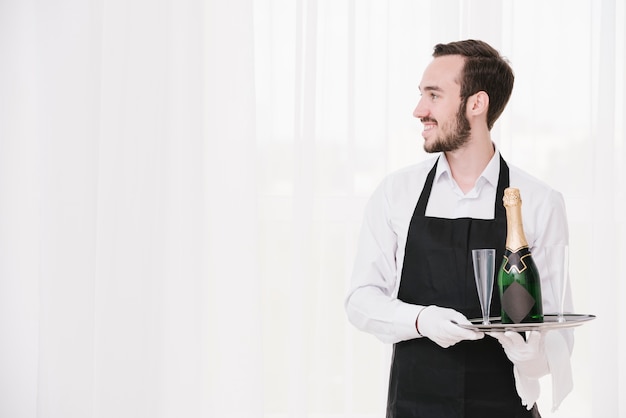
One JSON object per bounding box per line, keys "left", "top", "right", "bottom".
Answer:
{"left": 433, "top": 39, "right": 514, "bottom": 130}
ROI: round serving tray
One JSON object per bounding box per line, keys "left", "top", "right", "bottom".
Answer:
{"left": 456, "top": 314, "right": 596, "bottom": 332}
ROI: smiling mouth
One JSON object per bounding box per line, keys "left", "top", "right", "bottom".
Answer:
{"left": 421, "top": 118, "right": 437, "bottom": 132}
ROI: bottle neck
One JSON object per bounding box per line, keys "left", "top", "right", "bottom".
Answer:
{"left": 504, "top": 204, "right": 529, "bottom": 251}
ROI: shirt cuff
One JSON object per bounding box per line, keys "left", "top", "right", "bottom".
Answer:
{"left": 393, "top": 303, "right": 425, "bottom": 342}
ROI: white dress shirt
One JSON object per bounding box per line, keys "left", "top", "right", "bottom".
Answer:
{"left": 345, "top": 148, "right": 574, "bottom": 409}
{"left": 346, "top": 149, "right": 571, "bottom": 342}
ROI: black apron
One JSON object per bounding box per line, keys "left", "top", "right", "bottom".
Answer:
{"left": 387, "top": 156, "right": 538, "bottom": 418}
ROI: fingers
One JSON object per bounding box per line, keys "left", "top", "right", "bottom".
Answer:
{"left": 486, "top": 331, "right": 507, "bottom": 344}
{"left": 448, "top": 310, "right": 474, "bottom": 326}
{"left": 433, "top": 321, "right": 483, "bottom": 348}
{"left": 501, "top": 331, "right": 526, "bottom": 348}
{"left": 447, "top": 312, "right": 484, "bottom": 341}
{"left": 487, "top": 330, "right": 517, "bottom": 343}
{"left": 488, "top": 330, "right": 543, "bottom": 345}
{"left": 435, "top": 331, "right": 483, "bottom": 348}
{"left": 488, "top": 330, "right": 545, "bottom": 364}
{"left": 419, "top": 306, "right": 485, "bottom": 348}
{"left": 444, "top": 320, "right": 484, "bottom": 340}
{"left": 526, "top": 330, "right": 542, "bottom": 347}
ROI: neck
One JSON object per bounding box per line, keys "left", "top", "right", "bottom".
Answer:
{"left": 445, "top": 135, "right": 495, "bottom": 193}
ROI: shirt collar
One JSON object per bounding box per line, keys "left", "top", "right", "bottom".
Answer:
{"left": 434, "top": 146, "right": 501, "bottom": 191}
{"left": 480, "top": 149, "right": 501, "bottom": 189}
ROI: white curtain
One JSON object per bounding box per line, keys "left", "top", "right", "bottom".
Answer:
{"left": 0, "top": 0, "right": 623, "bottom": 417}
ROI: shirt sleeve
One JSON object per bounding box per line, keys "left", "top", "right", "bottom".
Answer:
{"left": 344, "top": 178, "right": 424, "bottom": 344}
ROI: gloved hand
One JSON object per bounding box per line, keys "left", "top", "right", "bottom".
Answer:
{"left": 489, "top": 330, "right": 549, "bottom": 379}
{"left": 417, "top": 305, "right": 484, "bottom": 348}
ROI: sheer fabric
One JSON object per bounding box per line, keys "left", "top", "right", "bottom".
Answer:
{"left": 0, "top": 0, "right": 623, "bottom": 417}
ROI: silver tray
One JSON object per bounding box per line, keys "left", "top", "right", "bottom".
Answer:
{"left": 456, "top": 314, "right": 596, "bottom": 332}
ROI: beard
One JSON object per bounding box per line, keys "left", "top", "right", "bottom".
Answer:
{"left": 423, "top": 101, "right": 471, "bottom": 153}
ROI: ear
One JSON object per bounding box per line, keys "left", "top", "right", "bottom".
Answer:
{"left": 466, "top": 91, "right": 489, "bottom": 118}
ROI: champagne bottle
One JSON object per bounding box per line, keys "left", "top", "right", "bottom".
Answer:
{"left": 498, "top": 188, "right": 543, "bottom": 324}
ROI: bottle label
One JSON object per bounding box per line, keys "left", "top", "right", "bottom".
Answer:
{"left": 501, "top": 281, "right": 536, "bottom": 323}
{"left": 499, "top": 246, "right": 543, "bottom": 324}
{"left": 502, "top": 247, "right": 532, "bottom": 274}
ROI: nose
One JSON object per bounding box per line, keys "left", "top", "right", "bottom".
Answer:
{"left": 413, "top": 97, "right": 428, "bottom": 119}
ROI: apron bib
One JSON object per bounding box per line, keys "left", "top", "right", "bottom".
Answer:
{"left": 387, "top": 156, "right": 538, "bottom": 418}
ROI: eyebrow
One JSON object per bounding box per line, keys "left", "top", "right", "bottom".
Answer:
{"left": 419, "top": 85, "right": 443, "bottom": 93}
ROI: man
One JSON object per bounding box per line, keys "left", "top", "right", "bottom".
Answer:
{"left": 345, "top": 40, "right": 573, "bottom": 417}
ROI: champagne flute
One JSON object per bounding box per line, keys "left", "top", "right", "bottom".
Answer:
{"left": 545, "top": 245, "right": 569, "bottom": 322}
{"left": 471, "top": 249, "right": 496, "bottom": 325}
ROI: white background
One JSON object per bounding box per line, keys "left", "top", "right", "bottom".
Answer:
{"left": 0, "top": 0, "right": 624, "bottom": 417}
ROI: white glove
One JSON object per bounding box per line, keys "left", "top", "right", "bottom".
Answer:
{"left": 488, "top": 330, "right": 549, "bottom": 409}
{"left": 417, "top": 305, "right": 484, "bottom": 348}
{"left": 489, "top": 330, "right": 549, "bottom": 379}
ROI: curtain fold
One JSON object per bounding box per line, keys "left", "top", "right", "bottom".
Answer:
{"left": 0, "top": 1, "right": 624, "bottom": 418}
{"left": 0, "top": 2, "right": 40, "bottom": 417}
{"left": 35, "top": 1, "right": 100, "bottom": 416}
{"left": 589, "top": 1, "right": 620, "bottom": 417}
{"left": 205, "top": 0, "right": 263, "bottom": 416}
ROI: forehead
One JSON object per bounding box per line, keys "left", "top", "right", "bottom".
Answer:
{"left": 419, "top": 55, "right": 465, "bottom": 93}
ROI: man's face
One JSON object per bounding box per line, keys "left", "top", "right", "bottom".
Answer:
{"left": 413, "top": 55, "right": 471, "bottom": 153}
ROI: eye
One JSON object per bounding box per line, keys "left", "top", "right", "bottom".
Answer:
{"left": 430, "top": 93, "right": 439, "bottom": 100}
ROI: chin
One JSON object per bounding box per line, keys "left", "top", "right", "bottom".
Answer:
{"left": 424, "top": 141, "right": 444, "bottom": 154}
